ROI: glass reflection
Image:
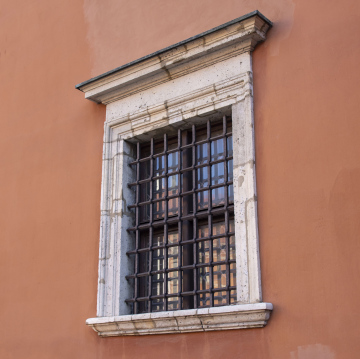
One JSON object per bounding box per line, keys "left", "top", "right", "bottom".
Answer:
{"left": 154, "top": 156, "right": 165, "bottom": 176}
{"left": 168, "top": 175, "right": 179, "bottom": 216}
{"left": 211, "top": 139, "right": 225, "bottom": 161}
{"left": 213, "top": 264, "right": 227, "bottom": 289}
{"left": 196, "top": 143, "right": 208, "bottom": 165}
{"left": 168, "top": 152, "right": 178, "bottom": 173}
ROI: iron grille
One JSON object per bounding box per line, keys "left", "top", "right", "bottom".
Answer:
{"left": 126, "top": 116, "right": 236, "bottom": 314}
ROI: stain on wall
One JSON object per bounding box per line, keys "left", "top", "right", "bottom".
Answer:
{"left": 291, "top": 344, "right": 336, "bottom": 359}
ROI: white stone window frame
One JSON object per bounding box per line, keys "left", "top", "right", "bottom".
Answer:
{"left": 77, "top": 10, "right": 273, "bottom": 337}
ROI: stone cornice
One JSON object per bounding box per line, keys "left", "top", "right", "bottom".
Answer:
{"left": 76, "top": 11, "right": 271, "bottom": 104}
{"left": 86, "top": 303, "right": 273, "bottom": 337}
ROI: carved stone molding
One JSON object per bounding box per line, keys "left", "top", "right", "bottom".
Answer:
{"left": 107, "top": 73, "right": 251, "bottom": 141}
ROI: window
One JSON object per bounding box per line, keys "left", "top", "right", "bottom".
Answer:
{"left": 76, "top": 10, "right": 273, "bottom": 336}
{"left": 126, "top": 118, "right": 236, "bottom": 314}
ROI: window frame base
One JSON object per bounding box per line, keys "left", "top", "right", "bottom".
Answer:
{"left": 86, "top": 303, "right": 273, "bottom": 336}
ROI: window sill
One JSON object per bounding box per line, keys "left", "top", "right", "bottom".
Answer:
{"left": 86, "top": 302, "right": 273, "bottom": 337}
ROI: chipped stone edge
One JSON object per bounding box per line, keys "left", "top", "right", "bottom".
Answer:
{"left": 86, "top": 303, "right": 273, "bottom": 337}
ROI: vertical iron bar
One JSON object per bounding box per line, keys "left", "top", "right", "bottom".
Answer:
{"left": 223, "top": 116, "right": 230, "bottom": 305}
{"left": 177, "top": 129, "right": 182, "bottom": 310}
{"left": 134, "top": 142, "right": 141, "bottom": 314}
{"left": 192, "top": 124, "right": 197, "bottom": 309}
{"left": 164, "top": 133, "right": 168, "bottom": 311}
{"left": 182, "top": 129, "right": 193, "bottom": 309}
{"left": 207, "top": 120, "right": 214, "bottom": 307}
{"left": 148, "top": 138, "right": 154, "bottom": 312}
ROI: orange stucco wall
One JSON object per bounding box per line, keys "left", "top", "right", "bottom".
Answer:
{"left": 1, "top": 0, "right": 359, "bottom": 358}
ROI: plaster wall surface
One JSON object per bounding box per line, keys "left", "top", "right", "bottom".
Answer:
{"left": 0, "top": 0, "right": 360, "bottom": 358}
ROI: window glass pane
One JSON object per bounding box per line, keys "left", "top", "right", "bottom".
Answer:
{"left": 211, "top": 163, "right": 225, "bottom": 185}
{"left": 154, "top": 156, "right": 165, "bottom": 176}
{"left": 196, "top": 143, "right": 208, "bottom": 165}
{"left": 212, "top": 220, "right": 226, "bottom": 262}
{"left": 213, "top": 237, "right": 226, "bottom": 262}
{"left": 168, "top": 175, "right": 179, "bottom": 195}
{"left": 197, "top": 167, "right": 208, "bottom": 189}
{"left": 198, "top": 267, "right": 210, "bottom": 290}
{"left": 152, "top": 248, "right": 164, "bottom": 271}
{"left": 153, "top": 178, "right": 165, "bottom": 199}
{"left": 167, "top": 297, "right": 179, "bottom": 311}
{"left": 168, "top": 152, "right": 179, "bottom": 173}
{"left": 151, "top": 273, "right": 164, "bottom": 296}
{"left": 213, "top": 220, "right": 225, "bottom": 235}
{"left": 168, "top": 246, "right": 179, "bottom": 269}
{"left": 197, "top": 190, "right": 209, "bottom": 210}
{"left": 198, "top": 293, "right": 210, "bottom": 308}
{"left": 168, "top": 198, "right": 179, "bottom": 217}
{"left": 168, "top": 230, "right": 179, "bottom": 244}
{"left": 211, "top": 139, "right": 225, "bottom": 161}
{"left": 167, "top": 271, "right": 179, "bottom": 294}
{"left": 151, "top": 297, "right": 164, "bottom": 312}
{"left": 153, "top": 232, "right": 164, "bottom": 246}
{"left": 212, "top": 187, "right": 225, "bottom": 207}
{"left": 198, "top": 240, "right": 210, "bottom": 264}
{"left": 168, "top": 175, "right": 179, "bottom": 217}
{"left": 214, "top": 291, "right": 227, "bottom": 306}
{"left": 230, "top": 289, "right": 237, "bottom": 304}
{"left": 213, "top": 264, "right": 227, "bottom": 289}
{"left": 153, "top": 200, "right": 165, "bottom": 220}
{"left": 198, "top": 223, "right": 209, "bottom": 238}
